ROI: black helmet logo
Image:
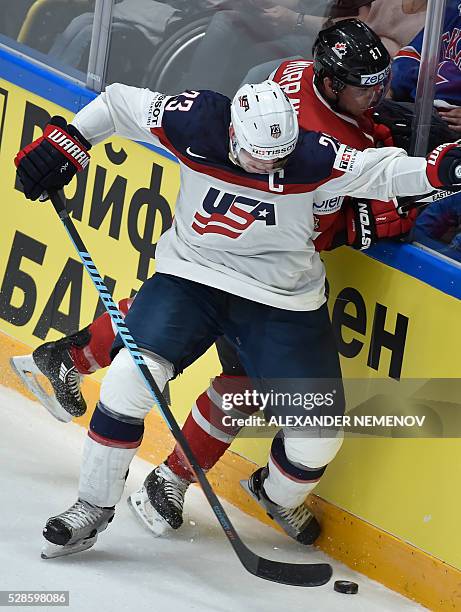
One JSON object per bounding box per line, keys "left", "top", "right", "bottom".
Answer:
{"left": 270, "top": 124, "right": 282, "bottom": 139}
{"left": 333, "top": 42, "right": 347, "bottom": 59}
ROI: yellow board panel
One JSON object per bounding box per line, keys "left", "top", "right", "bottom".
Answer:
{"left": 317, "top": 248, "right": 461, "bottom": 570}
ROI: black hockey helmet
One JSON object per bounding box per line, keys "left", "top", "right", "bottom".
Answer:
{"left": 313, "top": 19, "right": 391, "bottom": 94}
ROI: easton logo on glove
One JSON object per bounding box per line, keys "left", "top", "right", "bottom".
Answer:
{"left": 44, "top": 125, "right": 90, "bottom": 171}
{"left": 346, "top": 197, "right": 416, "bottom": 250}
{"left": 355, "top": 200, "right": 373, "bottom": 249}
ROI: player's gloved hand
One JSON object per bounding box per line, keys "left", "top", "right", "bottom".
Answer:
{"left": 14, "top": 116, "right": 91, "bottom": 201}
{"left": 345, "top": 197, "right": 417, "bottom": 250}
{"left": 426, "top": 142, "right": 461, "bottom": 189}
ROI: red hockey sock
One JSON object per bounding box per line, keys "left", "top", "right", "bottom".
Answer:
{"left": 167, "top": 375, "right": 255, "bottom": 482}
{"left": 167, "top": 410, "right": 231, "bottom": 482}
{"left": 71, "top": 297, "right": 133, "bottom": 374}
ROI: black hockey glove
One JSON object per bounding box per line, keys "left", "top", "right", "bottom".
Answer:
{"left": 14, "top": 116, "right": 91, "bottom": 201}
{"left": 426, "top": 142, "right": 461, "bottom": 189}
{"left": 372, "top": 100, "right": 456, "bottom": 153}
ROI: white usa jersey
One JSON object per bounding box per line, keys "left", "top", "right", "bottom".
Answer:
{"left": 73, "top": 84, "right": 432, "bottom": 311}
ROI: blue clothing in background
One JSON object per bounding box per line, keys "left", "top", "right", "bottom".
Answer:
{"left": 392, "top": 1, "right": 461, "bottom": 105}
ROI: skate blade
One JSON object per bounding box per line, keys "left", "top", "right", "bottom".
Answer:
{"left": 10, "top": 355, "right": 72, "bottom": 423}
{"left": 41, "top": 535, "right": 97, "bottom": 559}
{"left": 127, "top": 489, "right": 171, "bottom": 537}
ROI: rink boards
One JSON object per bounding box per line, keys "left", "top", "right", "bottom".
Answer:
{"left": 0, "top": 48, "right": 460, "bottom": 610}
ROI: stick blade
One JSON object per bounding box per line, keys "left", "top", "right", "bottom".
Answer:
{"left": 254, "top": 558, "right": 332, "bottom": 587}
{"left": 232, "top": 539, "right": 332, "bottom": 587}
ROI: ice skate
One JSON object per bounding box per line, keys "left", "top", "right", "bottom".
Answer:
{"left": 241, "top": 467, "right": 320, "bottom": 545}
{"left": 10, "top": 328, "right": 90, "bottom": 422}
{"left": 41, "top": 498, "right": 115, "bottom": 559}
{"left": 128, "top": 463, "right": 190, "bottom": 536}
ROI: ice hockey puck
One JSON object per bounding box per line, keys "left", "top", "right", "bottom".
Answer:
{"left": 334, "top": 580, "right": 359, "bottom": 594}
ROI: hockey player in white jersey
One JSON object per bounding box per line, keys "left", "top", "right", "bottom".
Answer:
{"left": 12, "top": 20, "right": 434, "bottom": 549}
{"left": 15, "top": 71, "right": 461, "bottom": 557}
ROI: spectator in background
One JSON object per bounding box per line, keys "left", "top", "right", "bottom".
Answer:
{"left": 47, "top": 0, "right": 184, "bottom": 81}
{"left": 177, "top": 0, "right": 347, "bottom": 96}
{"left": 390, "top": 0, "right": 461, "bottom": 261}
{"left": 365, "top": 0, "right": 426, "bottom": 57}
{"left": 0, "top": 0, "right": 36, "bottom": 40}
{"left": 391, "top": 0, "right": 461, "bottom": 112}
{"left": 241, "top": 0, "right": 426, "bottom": 90}
{"left": 413, "top": 197, "right": 461, "bottom": 262}
{"left": 241, "top": 0, "right": 376, "bottom": 85}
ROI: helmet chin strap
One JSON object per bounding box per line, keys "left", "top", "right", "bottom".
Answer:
{"left": 331, "top": 77, "right": 346, "bottom": 96}
{"left": 229, "top": 133, "right": 241, "bottom": 167}
{"left": 315, "top": 74, "right": 346, "bottom": 114}
{"left": 328, "top": 76, "right": 349, "bottom": 113}
{"left": 228, "top": 126, "right": 291, "bottom": 171}
{"left": 320, "top": 86, "right": 343, "bottom": 114}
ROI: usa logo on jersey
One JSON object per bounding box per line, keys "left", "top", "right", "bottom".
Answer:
{"left": 192, "top": 187, "right": 276, "bottom": 238}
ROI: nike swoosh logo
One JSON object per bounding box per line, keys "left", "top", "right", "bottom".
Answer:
{"left": 186, "top": 147, "right": 207, "bottom": 159}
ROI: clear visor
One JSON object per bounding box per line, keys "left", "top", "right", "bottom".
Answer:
{"left": 352, "top": 71, "right": 392, "bottom": 109}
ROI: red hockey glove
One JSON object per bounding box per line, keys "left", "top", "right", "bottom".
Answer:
{"left": 345, "top": 197, "right": 417, "bottom": 250}
{"left": 313, "top": 212, "right": 347, "bottom": 252}
{"left": 15, "top": 116, "right": 91, "bottom": 201}
{"left": 426, "top": 142, "right": 461, "bottom": 189}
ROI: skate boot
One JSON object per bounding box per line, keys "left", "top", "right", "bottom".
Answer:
{"left": 241, "top": 467, "right": 320, "bottom": 545}
{"left": 10, "top": 328, "right": 90, "bottom": 422}
{"left": 41, "top": 498, "right": 115, "bottom": 559}
{"left": 128, "top": 463, "right": 190, "bottom": 536}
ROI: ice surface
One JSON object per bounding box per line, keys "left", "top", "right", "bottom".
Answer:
{"left": 0, "top": 386, "right": 425, "bottom": 611}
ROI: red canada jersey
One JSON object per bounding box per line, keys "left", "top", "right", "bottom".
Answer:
{"left": 272, "top": 60, "right": 394, "bottom": 250}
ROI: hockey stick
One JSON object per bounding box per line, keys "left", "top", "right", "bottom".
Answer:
{"left": 47, "top": 190, "right": 332, "bottom": 587}
{"left": 397, "top": 186, "right": 461, "bottom": 214}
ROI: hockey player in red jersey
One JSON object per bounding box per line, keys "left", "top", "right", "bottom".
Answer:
{"left": 12, "top": 20, "right": 457, "bottom": 557}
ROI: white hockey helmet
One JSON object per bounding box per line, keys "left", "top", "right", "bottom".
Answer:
{"left": 230, "top": 81, "right": 299, "bottom": 161}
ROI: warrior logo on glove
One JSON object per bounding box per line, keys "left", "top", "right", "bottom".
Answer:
{"left": 45, "top": 126, "right": 90, "bottom": 169}
{"left": 14, "top": 115, "right": 91, "bottom": 201}
{"left": 425, "top": 142, "right": 461, "bottom": 188}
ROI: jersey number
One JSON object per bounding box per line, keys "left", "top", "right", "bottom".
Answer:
{"left": 165, "top": 90, "right": 200, "bottom": 112}
{"left": 319, "top": 135, "right": 339, "bottom": 154}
